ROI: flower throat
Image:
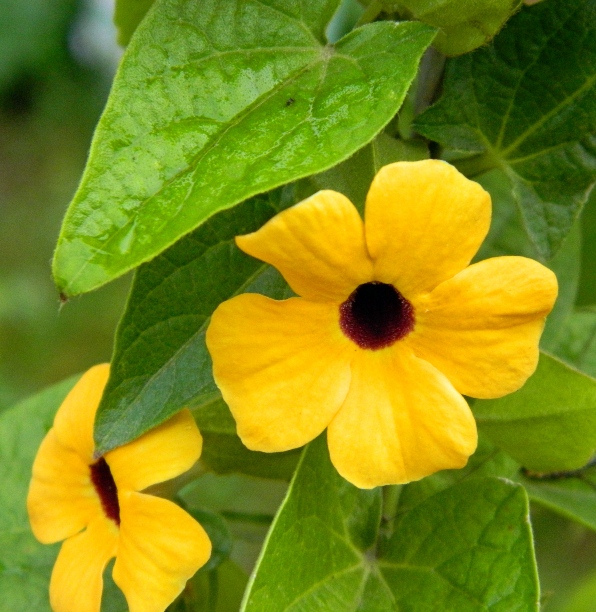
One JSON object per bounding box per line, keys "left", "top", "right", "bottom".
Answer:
{"left": 90, "top": 457, "right": 120, "bottom": 525}
{"left": 339, "top": 281, "right": 414, "bottom": 350}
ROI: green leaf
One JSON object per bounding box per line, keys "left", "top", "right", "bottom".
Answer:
{"left": 168, "top": 559, "right": 248, "bottom": 612}
{"left": 0, "top": 376, "right": 77, "bottom": 611}
{"left": 578, "top": 189, "right": 596, "bottom": 306}
{"left": 401, "top": 433, "right": 596, "bottom": 536}
{"left": 521, "top": 467, "right": 596, "bottom": 532}
{"left": 474, "top": 352, "right": 596, "bottom": 472}
{"left": 180, "top": 472, "right": 288, "bottom": 525}
{"left": 93, "top": 190, "right": 296, "bottom": 459}
{"left": 90, "top": 192, "right": 281, "bottom": 448}
{"left": 53, "top": 0, "right": 435, "bottom": 296}
{"left": 194, "top": 399, "right": 300, "bottom": 480}
{"left": 184, "top": 508, "right": 232, "bottom": 572}
{"left": 538, "top": 223, "right": 581, "bottom": 350}
{"left": 380, "top": 480, "right": 538, "bottom": 611}
{"left": 560, "top": 567, "right": 596, "bottom": 612}
{"left": 243, "top": 435, "right": 539, "bottom": 611}
{"left": 394, "top": 435, "right": 520, "bottom": 515}
{"left": 114, "top": 0, "right": 156, "bottom": 46}
{"left": 179, "top": 471, "right": 289, "bottom": 581}
{"left": 0, "top": 375, "right": 129, "bottom": 611}
{"left": 396, "top": 0, "right": 522, "bottom": 56}
{"left": 474, "top": 169, "right": 581, "bottom": 350}
{"left": 551, "top": 307, "right": 596, "bottom": 377}
{"left": 415, "top": 0, "right": 596, "bottom": 260}
{"left": 241, "top": 435, "right": 383, "bottom": 610}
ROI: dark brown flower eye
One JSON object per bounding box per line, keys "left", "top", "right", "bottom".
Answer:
{"left": 339, "top": 282, "right": 415, "bottom": 350}
{"left": 90, "top": 457, "right": 120, "bottom": 525}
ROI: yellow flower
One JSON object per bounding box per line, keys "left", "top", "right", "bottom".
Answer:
{"left": 206, "top": 160, "right": 558, "bottom": 488}
{"left": 27, "top": 364, "right": 212, "bottom": 612}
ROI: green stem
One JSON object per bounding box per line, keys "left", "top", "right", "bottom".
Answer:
{"left": 522, "top": 456, "right": 596, "bottom": 481}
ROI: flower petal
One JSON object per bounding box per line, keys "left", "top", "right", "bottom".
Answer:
{"left": 236, "top": 190, "right": 373, "bottom": 302}
{"left": 49, "top": 517, "right": 118, "bottom": 612}
{"left": 28, "top": 430, "right": 100, "bottom": 544}
{"left": 365, "top": 160, "right": 491, "bottom": 298}
{"left": 206, "top": 294, "right": 353, "bottom": 451}
{"left": 107, "top": 409, "right": 202, "bottom": 492}
{"left": 53, "top": 364, "right": 110, "bottom": 461}
{"left": 408, "top": 256, "right": 558, "bottom": 399}
{"left": 327, "top": 346, "right": 477, "bottom": 488}
{"left": 113, "top": 492, "right": 211, "bottom": 612}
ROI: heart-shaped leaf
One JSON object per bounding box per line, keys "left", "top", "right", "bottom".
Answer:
{"left": 53, "top": 0, "right": 435, "bottom": 296}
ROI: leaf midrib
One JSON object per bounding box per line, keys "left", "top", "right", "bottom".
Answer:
{"left": 493, "top": 2, "right": 582, "bottom": 151}
{"left": 63, "top": 49, "right": 326, "bottom": 291}
{"left": 500, "top": 70, "right": 596, "bottom": 159}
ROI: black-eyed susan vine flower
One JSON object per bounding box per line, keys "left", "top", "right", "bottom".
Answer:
{"left": 206, "top": 160, "right": 558, "bottom": 489}
{"left": 27, "top": 364, "right": 211, "bottom": 612}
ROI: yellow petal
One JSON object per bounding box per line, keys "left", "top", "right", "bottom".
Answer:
{"left": 49, "top": 517, "right": 118, "bottom": 612}
{"left": 206, "top": 294, "right": 353, "bottom": 451}
{"left": 365, "top": 160, "right": 491, "bottom": 298}
{"left": 28, "top": 430, "right": 100, "bottom": 544}
{"left": 113, "top": 492, "right": 211, "bottom": 612}
{"left": 408, "top": 256, "right": 558, "bottom": 399}
{"left": 107, "top": 409, "right": 202, "bottom": 492}
{"left": 327, "top": 346, "right": 477, "bottom": 488}
{"left": 53, "top": 364, "right": 110, "bottom": 462}
{"left": 236, "top": 191, "right": 373, "bottom": 302}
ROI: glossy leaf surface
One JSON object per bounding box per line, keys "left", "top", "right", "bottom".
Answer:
{"left": 243, "top": 435, "right": 539, "bottom": 611}
{"left": 416, "top": 0, "right": 596, "bottom": 260}
{"left": 53, "top": 0, "right": 435, "bottom": 296}
{"left": 474, "top": 353, "right": 596, "bottom": 472}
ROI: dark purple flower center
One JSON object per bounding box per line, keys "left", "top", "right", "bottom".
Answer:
{"left": 90, "top": 457, "right": 120, "bottom": 526}
{"left": 339, "top": 282, "right": 415, "bottom": 350}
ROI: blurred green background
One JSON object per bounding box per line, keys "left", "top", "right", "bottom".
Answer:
{"left": 1, "top": 1, "right": 596, "bottom": 609}
{"left": 0, "top": 0, "right": 130, "bottom": 410}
